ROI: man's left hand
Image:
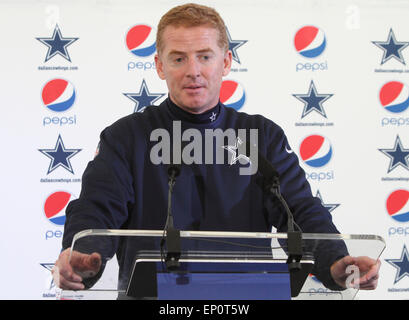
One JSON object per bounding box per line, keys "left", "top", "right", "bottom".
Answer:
{"left": 330, "top": 256, "right": 381, "bottom": 290}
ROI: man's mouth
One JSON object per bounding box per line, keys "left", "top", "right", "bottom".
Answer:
{"left": 184, "top": 84, "right": 205, "bottom": 91}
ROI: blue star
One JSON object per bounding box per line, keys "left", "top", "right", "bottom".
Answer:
{"left": 38, "top": 134, "right": 81, "bottom": 174}
{"left": 40, "top": 263, "right": 55, "bottom": 271}
{"left": 40, "top": 263, "right": 56, "bottom": 290}
{"left": 293, "top": 81, "right": 333, "bottom": 118}
{"left": 123, "top": 79, "right": 166, "bottom": 113}
{"left": 226, "top": 27, "right": 247, "bottom": 65}
{"left": 378, "top": 135, "right": 409, "bottom": 173}
{"left": 372, "top": 28, "right": 409, "bottom": 65}
{"left": 36, "top": 25, "right": 78, "bottom": 63}
{"left": 315, "top": 190, "right": 340, "bottom": 213}
{"left": 385, "top": 245, "right": 409, "bottom": 284}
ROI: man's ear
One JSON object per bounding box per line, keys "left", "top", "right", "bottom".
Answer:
{"left": 222, "top": 50, "right": 232, "bottom": 77}
{"left": 155, "top": 54, "right": 166, "bottom": 80}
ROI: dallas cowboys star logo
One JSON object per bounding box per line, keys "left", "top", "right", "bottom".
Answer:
{"left": 315, "top": 190, "right": 340, "bottom": 213}
{"left": 38, "top": 134, "right": 81, "bottom": 174}
{"left": 40, "top": 263, "right": 56, "bottom": 290}
{"left": 378, "top": 135, "right": 409, "bottom": 173}
{"left": 226, "top": 27, "right": 247, "bottom": 65}
{"left": 385, "top": 245, "right": 409, "bottom": 284}
{"left": 36, "top": 25, "right": 79, "bottom": 63}
{"left": 293, "top": 81, "right": 333, "bottom": 118}
{"left": 123, "top": 79, "right": 166, "bottom": 113}
{"left": 222, "top": 137, "right": 251, "bottom": 165}
{"left": 372, "top": 28, "right": 409, "bottom": 65}
{"left": 209, "top": 112, "right": 217, "bottom": 122}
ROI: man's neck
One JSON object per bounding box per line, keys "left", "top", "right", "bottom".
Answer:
{"left": 167, "top": 97, "right": 221, "bottom": 124}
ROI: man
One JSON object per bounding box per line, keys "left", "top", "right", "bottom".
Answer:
{"left": 53, "top": 3, "right": 380, "bottom": 294}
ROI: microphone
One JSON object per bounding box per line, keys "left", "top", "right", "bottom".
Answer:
{"left": 168, "top": 163, "right": 181, "bottom": 180}
{"left": 162, "top": 163, "right": 181, "bottom": 271}
{"left": 246, "top": 141, "right": 302, "bottom": 272}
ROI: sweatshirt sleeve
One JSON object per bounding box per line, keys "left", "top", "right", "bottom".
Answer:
{"left": 264, "top": 124, "right": 347, "bottom": 290}
{"left": 62, "top": 118, "right": 136, "bottom": 259}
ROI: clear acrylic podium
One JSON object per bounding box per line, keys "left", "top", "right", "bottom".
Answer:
{"left": 57, "top": 229, "right": 385, "bottom": 300}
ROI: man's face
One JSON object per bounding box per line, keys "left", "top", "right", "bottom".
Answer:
{"left": 155, "top": 25, "right": 232, "bottom": 114}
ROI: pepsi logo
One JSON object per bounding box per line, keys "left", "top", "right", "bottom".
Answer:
{"left": 43, "top": 191, "right": 74, "bottom": 226}
{"left": 294, "top": 26, "right": 326, "bottom": 58}
{"left": 308, "top": 274, "right": 321, "bottom": 283}
{"left": 126, "top": 24, "right": 156, "bottom": 57}
{"left": 42, "top": 79, "right": 76, "bottom": 112}
{"left": 299, "top": 134, "right": 333, "bottom": 168}
{"left": 379, "top": 81, "right": 409, "bottom": 114}
{"left": 386, "top": 189, "right": 409, "bottom": 223}
{"left": 220, "top": 80, "right": 246, "bottom": 111}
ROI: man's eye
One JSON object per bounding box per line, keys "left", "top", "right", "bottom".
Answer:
{"left": 175, "top": 57, "right": 183, "bottom": 63}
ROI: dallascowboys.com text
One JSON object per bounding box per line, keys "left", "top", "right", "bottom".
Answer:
{"left": 158, "top": 304, "right": 250, "bottom": 317}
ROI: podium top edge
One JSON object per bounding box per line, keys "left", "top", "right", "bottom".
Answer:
{"left": 72, "top": 229, "right": 385, "bottom": 244}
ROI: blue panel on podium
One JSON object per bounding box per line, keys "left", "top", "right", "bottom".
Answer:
{"left": 157, "top": 272, "right": 291, "bottom": 300}
{"left": 126, "top": 252, "right": 314, "bottom": 299}
{"left": 155, "top": 262, "right": 291, "bottom": 300}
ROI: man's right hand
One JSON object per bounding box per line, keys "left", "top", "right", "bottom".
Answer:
{"left": 52, "top": 248, "right": 102, "bottom": 290}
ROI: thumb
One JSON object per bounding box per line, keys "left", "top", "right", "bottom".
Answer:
{"left": 335, "top": 256, "right": 355, "bottom": 271}
{"left": 87, "top": 252, "right": 102, "bottom": 269}
{"left": 331, "top": 256, "right": 355, "bottom": 278}
{"left": 70, "top": 251, "right": 102, "bottom": 272}
{"left": 341, "top": 256, "right": 356, "bottom": 267}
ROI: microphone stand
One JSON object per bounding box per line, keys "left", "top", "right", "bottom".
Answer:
{"left": 163, "top": 165, "right": 181, "bottom": 271}
{"left": 267, "top": 175, "right": 302, "bottom": 273}
{"left": 246, "top": 140, "right": 303, "bottom": 273}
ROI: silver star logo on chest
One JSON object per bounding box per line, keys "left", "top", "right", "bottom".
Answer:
{"left": 222, "top": 137, "right": 251, "bottom": 165}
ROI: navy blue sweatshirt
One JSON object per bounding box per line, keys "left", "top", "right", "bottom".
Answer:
{"left": 63, "top": 98, "right": 346, "bottom": 291}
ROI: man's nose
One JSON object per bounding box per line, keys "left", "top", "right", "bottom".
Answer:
{"left": 186, "top": 58, "right": 201, "bottom": 79}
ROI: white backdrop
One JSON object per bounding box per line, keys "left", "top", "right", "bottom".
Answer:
{"left": 0, "top": 0, "right": 408, "bottom": 299}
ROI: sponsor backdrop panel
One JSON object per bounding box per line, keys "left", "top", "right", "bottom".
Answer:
{"left": 0, "top": 0, "right": 408, "bottom": 299}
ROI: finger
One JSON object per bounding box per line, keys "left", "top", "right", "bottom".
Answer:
{"left": 359, "top": 272, "right": 379, "bottom": 286}
{"left": 59, "top": 276, "right": 86, "bottom": 291}
{"left": 52, "top": 265, "right": 85, "bottom": 290}
{"left": 62, "top": 266, "right": 83, "bottom": 282}
{"left": 351, "top": 269, "right": 379, "bottom": 290}
{"left": 70, "top": 252, "right": 102, "bottom": 279}
{"left": 54, "top": 252, "right": 83, "bottom": 284}
{"left": 57, "top": 262, "right": 83, "bottom": 283}
{"left": 343, "top": 256, "right": 356, "bottom": 266}
{"left": 359, "top": 260, "right": 381, "bottom": 283}
{"left": 358, "top": 278, "right": 378, "bottom": 290}
{"left": 86, "top": 252, "right": 102, "bottom": 270}
{"left": 337, "top": 256, "right": 355, "bottom": 269}
{"left": 331, "top": 256, "right": 355, "bottom": 278}
{"left": 76, "top": 252, "right": 102, "bottom": 272}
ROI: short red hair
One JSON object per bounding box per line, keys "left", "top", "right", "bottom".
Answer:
{"left": 156, "top": 3, "right": 228, "bottom": 54}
